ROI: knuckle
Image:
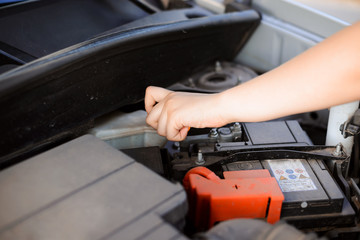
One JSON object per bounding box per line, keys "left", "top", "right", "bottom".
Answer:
{"left": 157, "top": 129, "right": 165, "bottom": 137}
{"left": 167, "top": 92, "right": 177, "bottom": 98}
{"left": 164, "top": 99, "right": 176, "bottom": 111}
{"left": 146, "top": 117, "right": 156, "bottom": 129}
{"left": 145, "top": 86, "right": 152, "bottom": 95}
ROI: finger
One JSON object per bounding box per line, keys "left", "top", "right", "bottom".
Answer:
{"left": 166, "top": 117, "right": 190, "bottom": 141}
{"left": 168, "top": 126, "right": 190, "bottom": 141}
{"left": 179, "top": 127, "right": 190, "bottom": 141}
{"left": 144, "top": 86, "right": 173, "bottom": 113}
{"left": 156, "top": 108, "right": 168, "bottom": 137}
{"left": 146, "top": 101, "right": 164, "bottom": 130}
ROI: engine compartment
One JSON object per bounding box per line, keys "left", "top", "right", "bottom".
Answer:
{"left": 1, "top": 0, "right": 360, "bottom": 239}
{"left": 85, "top": 60, "right": 360, "bottom": 239}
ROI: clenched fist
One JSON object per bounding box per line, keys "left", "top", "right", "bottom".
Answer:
{"left": 145, "top": 86, "right": 228, "bottom": 141}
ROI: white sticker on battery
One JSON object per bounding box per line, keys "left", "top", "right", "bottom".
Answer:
{"left": 267, "top": 159, "right": 317, "bottom": 192}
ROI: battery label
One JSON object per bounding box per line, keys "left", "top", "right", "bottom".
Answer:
{"left": 267, "top": 159, "right": 317, "bottom": 192}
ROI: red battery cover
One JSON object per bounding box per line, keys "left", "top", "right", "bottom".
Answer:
{"left": 183, "top": 167, "right": 284, "bottom": 230}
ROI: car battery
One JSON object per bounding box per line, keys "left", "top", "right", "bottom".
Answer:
{"left": 224, "top": 158, "right": 343, "bottom": 216}
{"left": 222, "top": 158, "right": 355, "bottom": 229}
{"left": 201, "top": 121, "right": 345, "bottom": 218}
{"left": 171, "top": 120, "right": 356, "bottom": 230}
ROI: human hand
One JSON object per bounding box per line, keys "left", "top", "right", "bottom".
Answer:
{"left": 145, "top": 86, "right": 228, "bottom": 141}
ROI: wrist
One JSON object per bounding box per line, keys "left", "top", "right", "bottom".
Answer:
{"left": 214, "top": 90, "right": 238, "bottom": 125}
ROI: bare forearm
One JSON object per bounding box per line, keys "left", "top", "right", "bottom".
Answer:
{"left": 145, "top": 22, "right": 360, "bottom": 141}
{"left": 221, "top": 22, "right": 360, "bottom": 123}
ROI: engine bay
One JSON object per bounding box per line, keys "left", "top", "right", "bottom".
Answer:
{"left": 1, "top": 0, "right": 360, "bottom": 239}
{"left": 85, "top": 61, "right": 360, "bottom": 239}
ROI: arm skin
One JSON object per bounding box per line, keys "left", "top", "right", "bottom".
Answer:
{"left": 145, "top": 22, "right": 360, "bottom": 141}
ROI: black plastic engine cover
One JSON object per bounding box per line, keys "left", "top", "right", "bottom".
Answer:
{"left": 0, "top": 10, "right": 260, "bottom": 167}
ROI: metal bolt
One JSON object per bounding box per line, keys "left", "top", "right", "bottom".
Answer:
{"left": 301, "top": 201, "right": 308, "bottom": 208}
{"left": 333, "top": 143, "right": 343, "bottom": 157}
{"left": 196, "top": 150, "right": 205, "bottom": 165}
{"left": 209, "top": 128, "right": 218, "bottom": 138}
{"left": 232, "top": 122, "right": 241, "bottom": 132}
